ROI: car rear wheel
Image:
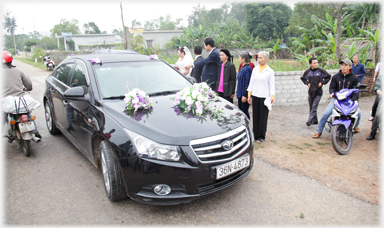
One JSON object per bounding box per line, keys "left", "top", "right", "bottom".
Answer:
{"left": 45, "top": 101, "right": 59, "bottom": 135}
{"left": 100, "top": 140, "right": 127, "bottom": 201}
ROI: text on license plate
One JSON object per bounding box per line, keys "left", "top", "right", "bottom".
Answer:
{"left": 19, "top": 122, "right": 36, "bottom": 133}
{"left": 216, "top": 154, "right": 250, "bottom": 180}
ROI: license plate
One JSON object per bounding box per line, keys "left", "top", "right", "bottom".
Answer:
{"left": 19, "top": 122, "right": 35, "bottom": 133}
{"left": 216, "top": 154, "right": 250, "bottom": 180}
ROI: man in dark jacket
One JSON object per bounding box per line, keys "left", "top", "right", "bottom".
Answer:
{"left": 185, "top": 38, "right": 221, "bottom": 89}
{"left": 190, "top": 46, "right": 204, "bottom": 83}
{"left": 312, "top": 59, "right": 361, "bottom": 138}
{"left": 301, "top": 57, "right": 331, "bottom": 126}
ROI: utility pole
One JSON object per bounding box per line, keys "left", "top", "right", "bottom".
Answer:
{"left": 120, "top": 2, "right": 128, "bottom": 50}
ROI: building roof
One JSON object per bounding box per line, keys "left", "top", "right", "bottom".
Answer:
{"left": 340, "top": 39, "right": 374, "bottom": 60}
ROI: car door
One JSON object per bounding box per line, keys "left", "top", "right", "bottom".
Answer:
{"left": 65, "top": 60, "right": 94, "bottom": 157}
{"left": 49, "top": 62, "right": 75, "bottom": 130}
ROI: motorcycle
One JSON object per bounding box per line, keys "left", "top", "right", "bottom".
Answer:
{"left": 42, "top": 55, "right": 55, "bottom": 71}
{"left": 326, "top": 84, "right": 367, "bottom": 155}
{"left": 4, "top": 96, "right": 40, "bottom": 157}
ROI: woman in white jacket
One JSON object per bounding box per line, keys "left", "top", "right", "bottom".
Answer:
{"left": 247, "top": 51, "right": 275, "bottom": 143}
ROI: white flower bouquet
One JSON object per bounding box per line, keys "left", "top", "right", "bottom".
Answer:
{"left": 124, "top": 88, "right": 153, "bottom": 113}
{"left": 172, "top": 82, "right": 224, "bottom": 118}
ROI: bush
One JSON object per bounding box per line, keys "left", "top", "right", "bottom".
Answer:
{"left": 30, "top": 48, "right": 45, "bottom": 62}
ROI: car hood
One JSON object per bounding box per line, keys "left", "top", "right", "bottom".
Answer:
{"left": 102, "top": 95, "right": 248, "bottom": 145}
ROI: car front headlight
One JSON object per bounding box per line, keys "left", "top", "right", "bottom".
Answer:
{"left": 124, "top": 129, "right": 181, "bottom": 161}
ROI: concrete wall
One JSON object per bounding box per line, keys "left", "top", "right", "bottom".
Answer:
{"left": 72, "top": 34, "right": 123, "bottom": 51}
{"left": 142, "top": 30, "right": 183, "bottom": 48}
{"left": 273, "top": 68, "right": 376, "bottom": 106}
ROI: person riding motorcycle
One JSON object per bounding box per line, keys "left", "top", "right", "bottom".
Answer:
{"left": 2, "top": 51, "right": 41, "bottom": 141}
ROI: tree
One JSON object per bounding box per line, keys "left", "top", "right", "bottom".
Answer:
{"left": 131, "top": 19, "right": 142, "bottom": 28}
{"left": 83, "top": 22, "right": 101, "bottom": 34}
{"left": 229, "top": 2, "right": 246, "bottom": 23}
{"left": 50, "top": 18, "right": 80, "bottom": 37}
{"left": 332, "top": 2, "right": 345, "bottom": 61}
{"left": 23, "top": 39, "right": 36, "bottom": 52}
{"left": 285, "top": 3, "right": 335, "bottom": 37}
{"left": 346, "top": 3, "right": 381, "bottom": 30}
{"left": 38, "top": 36, "right": 58, "bottom": 50}
{"left": 112, "top": 28, "right": 124, "bottom": 37}
{"left": 3, "top": 10, "right": 17, "bottom": 54}
{"left": 144, "top": 14, "right": 184, "bottom": 30}
{"left": 244, "top": 3, "right": 292, "bottom": 41}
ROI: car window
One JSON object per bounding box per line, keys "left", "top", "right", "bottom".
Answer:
{"left": 53, "top": 63, "right": 74, "bottom": 86}
{"left": 93, "top": 61, "right": 191, "bottom": 98}
{"left": 70, "top": 62, "right": 89, "bottom": 94}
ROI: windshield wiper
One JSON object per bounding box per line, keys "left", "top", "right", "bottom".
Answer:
{"left": 103, "top": 95, "right": 125, "bottom": 100}
{"left": 148, "top": 90, "right": 179, "bottom": 96}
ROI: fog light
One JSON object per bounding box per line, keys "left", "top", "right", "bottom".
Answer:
{"left": 153, "top": 184, "right": 171, "bottom": 196}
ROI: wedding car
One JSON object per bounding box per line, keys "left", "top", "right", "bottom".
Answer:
{"left": 43, "top": 52, "right": 254, "bottom": 205}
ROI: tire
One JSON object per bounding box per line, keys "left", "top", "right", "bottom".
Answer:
{"left": 45, "top": 101, "right": 59, "bottom": 135}
{"left": 331, "top": 124, "right": 353, "bottom": 155}
{"left": 49, "top": 65, "right": 53, "bottom": 71}
{"left": 100, "top": 140, "right": 127, "bottom": 201}
{"left": 15, "top": 130, "right": 31, "bottom": 156}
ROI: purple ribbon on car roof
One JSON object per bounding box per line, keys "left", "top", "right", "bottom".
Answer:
{"left": 87, "top": 57, "right": 103, "bottom": 65}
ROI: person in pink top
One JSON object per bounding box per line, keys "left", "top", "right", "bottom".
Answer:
{"left": 214, "top": 49, "right": 237, "bottom": 103}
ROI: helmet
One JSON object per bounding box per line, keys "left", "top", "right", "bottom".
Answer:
{"left": 2, "top": 51, "right": 13, "bottom": 63}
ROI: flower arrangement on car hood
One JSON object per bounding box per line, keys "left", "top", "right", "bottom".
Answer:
{"left": 124, "top": 88, "right": 153, "bottom": 113}
{"left": 172, "top": 82, "right": 224, "bottom": 118}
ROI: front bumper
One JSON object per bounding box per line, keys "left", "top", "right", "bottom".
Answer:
{"left": 119, "top": 149, "right": 254, "bottom": 206}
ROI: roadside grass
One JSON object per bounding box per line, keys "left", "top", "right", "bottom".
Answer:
{"left": 14, "top": 57, "right": 47, "bottom": 71}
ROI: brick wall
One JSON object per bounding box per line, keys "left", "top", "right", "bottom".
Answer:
{"left": 362, "top": 68, "right": 376, "bottom": 97}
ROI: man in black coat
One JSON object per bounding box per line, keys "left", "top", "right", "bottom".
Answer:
{"left": 300, "top": 57, "right": 331, "bottom": 126}
{"left": 185, "top": 38, "right": 221, "bottom": 89}
{"left": 190, "top": 46, "right": 204, "bottom": 83}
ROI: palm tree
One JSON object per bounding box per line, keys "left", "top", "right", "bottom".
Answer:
{"left": 3, "top": 11, "right": 17, "bottom": 54}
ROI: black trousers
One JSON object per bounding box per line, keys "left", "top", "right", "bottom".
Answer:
{"left": 307, "top": 95, "right": 321, "bottom": 124}
{"left": 217, "top": 92, "right": 233, "bottom": 104}
{"left": 371, "top": 94, "right": 380, "bottom": 117}
{"left": 252, "top": 96, "right": 269, "bottom": 140}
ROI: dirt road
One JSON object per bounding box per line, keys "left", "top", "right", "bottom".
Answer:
{"left": 253, "top": 95, "right": 380, "bottom": 205}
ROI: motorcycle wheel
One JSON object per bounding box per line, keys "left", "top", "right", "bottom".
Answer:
{"left": 331, "top": 124, "right": 353, "bottom": 155}
{"left": 49, "top": 65, "right": 53, "bottom": 71}
{"left": 15, "top": 130, "right": 31, "bottom": 157}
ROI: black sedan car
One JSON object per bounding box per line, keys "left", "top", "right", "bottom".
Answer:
{"left": 43, "top": 52, "right": 254, "bottom": 205}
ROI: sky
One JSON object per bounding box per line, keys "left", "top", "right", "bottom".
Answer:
{"left": 1, "top": 0, "right": 296, "bottom": 37}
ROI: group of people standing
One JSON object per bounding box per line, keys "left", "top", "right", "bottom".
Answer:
{"left": 301, "top": 54, "right": 381, "bottom": 141}
{"left": 178, "top": 38, "right": 275, "bottom": 144}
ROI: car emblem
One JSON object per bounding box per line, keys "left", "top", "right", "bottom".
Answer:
{"left": 222, "top": 140, "right": 234, "bottom": 151}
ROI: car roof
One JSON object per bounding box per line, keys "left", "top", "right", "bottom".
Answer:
{"left": 65, "top": 53, "right": 160, "bottom": 63}
{"left": 91, "top": 49, "right": 138, "bottom": 54}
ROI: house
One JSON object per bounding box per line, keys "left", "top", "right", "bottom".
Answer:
{"left": 55, "top": 33, "right": 123, "bottom": 51}
{"left": 141, "top": 30, "right": 184, "bottom": 48}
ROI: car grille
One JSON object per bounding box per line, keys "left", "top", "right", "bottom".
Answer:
{"left": 190, "top": 125, "right": 250, "bottom": 164}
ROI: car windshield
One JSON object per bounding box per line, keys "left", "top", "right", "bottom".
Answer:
{"left": 93, "top": 61, "right": 191, "bottom": 98}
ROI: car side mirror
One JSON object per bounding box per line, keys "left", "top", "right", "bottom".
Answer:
{"left": 64, "top": 86, "right": 85, "bottom": 98}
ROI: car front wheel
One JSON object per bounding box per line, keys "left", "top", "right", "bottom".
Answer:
{"left": 100, "top": 140, "right": 127, "bottom": 201}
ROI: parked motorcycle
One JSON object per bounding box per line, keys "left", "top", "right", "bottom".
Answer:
{"left": 326, "top": 84, "right": 367, "bottom": 155}
{"left": 42, "top": 54, "right": 55, "bottom": 71}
